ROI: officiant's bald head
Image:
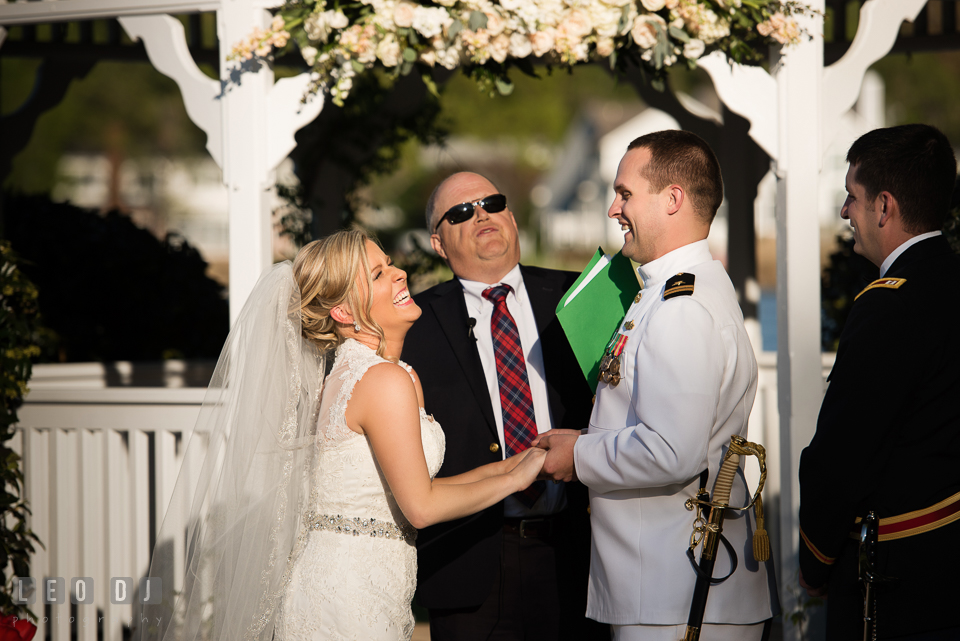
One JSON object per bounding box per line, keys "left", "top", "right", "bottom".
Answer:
{"left": 427, "top": 172, "right": 521, "bottom": 285}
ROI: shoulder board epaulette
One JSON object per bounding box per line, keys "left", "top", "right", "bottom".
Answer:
{"left": 663, "top": 273, "right": 695, "bottom": 300}
{"left": 854, "top": 277, "right": 906, "bottom": 301}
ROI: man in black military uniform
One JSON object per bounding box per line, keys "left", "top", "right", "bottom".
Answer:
{"left": 799, "top": 124, "right": 960, "bottom": 639}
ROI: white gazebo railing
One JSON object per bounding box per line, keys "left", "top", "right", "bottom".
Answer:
{"left": 13, "top": 382, "right": 205, "bottom": 641}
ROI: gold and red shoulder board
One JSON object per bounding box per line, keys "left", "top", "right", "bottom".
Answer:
{"left": 855, "top": 277, "right": 906, "bottom": 301}
{"left": 664, "top": 273, "right": 695, "bottom": 300}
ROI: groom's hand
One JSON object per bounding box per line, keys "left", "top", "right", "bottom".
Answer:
{"left": 536, "top": 432, "right": 579, "bottom": 483}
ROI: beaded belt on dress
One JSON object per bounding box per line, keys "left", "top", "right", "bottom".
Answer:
{"left": 303, "top": 511, "right": 417, "bottom": 542}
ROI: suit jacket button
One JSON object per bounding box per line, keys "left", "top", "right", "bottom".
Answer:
{"left": 489, "top": 443, "right": 500, "bottom": 453}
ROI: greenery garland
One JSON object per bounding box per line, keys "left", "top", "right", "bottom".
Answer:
{"left": 0, "top": 241, "right": 43, "bottom": 623}
{"left": 232, "top": 0, "right": 813, "bottom": 105}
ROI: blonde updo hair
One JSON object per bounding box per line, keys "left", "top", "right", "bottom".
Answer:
{"left": 293, "top": 229, "right": 387, "bottom": 357}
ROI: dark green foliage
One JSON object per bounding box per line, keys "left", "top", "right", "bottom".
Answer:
{"left": 2, "top": 193, "right": 228, "bottom": 362}
{"left": 0, "top": 241, "right": 43, "bottom": 621}
{"left": 820, "top": 234, "right": 876, "bottom": 351}
{"left": 289, "top": 70, "right": 448, "bottom": 238}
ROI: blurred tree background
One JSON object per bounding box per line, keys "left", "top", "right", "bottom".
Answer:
{"left": 4, "top": 22, "right": 960, "bottom": 361}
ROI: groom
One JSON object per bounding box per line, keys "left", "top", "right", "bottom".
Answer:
{"left": 401, "top": 172, "right": 604, "bottom": 641}
{"left": 537, "top": 131, "right": 778, "bottom": 640}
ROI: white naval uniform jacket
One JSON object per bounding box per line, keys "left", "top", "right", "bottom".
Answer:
{"left": 573, "top": 240, "right": 778, "bottom": 626}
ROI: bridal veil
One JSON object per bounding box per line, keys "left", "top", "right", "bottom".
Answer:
{"left": 135, "top": 262, "right": 325, "bottom": 641}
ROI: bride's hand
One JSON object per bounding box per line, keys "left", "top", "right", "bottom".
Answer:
{"left": 509, "top": 447, "right": 546, "bottom": 490}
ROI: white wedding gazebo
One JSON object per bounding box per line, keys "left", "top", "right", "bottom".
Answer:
{"left": 3, "top": 1, "right": 947, "bottom": 639}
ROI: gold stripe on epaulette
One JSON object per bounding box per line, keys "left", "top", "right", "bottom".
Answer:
{"left": 664, "top": 285, "right": 694, "bottom": 296}
{"left": 855, "top": 277, "right": 906, "bottom": 301}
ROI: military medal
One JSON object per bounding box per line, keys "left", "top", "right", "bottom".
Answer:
{"left": 598, "top": 332, "right": 629, "bottom": 388}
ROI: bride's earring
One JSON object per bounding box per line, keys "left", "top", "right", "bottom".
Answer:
{"left": 354, "top": 322, "right": 360, "bottom": 333}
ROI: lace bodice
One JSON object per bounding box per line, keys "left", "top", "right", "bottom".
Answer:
{"left": 278, "top": 339, "right": 446, "bottom": 641}
{"left": 309, "top": 339, "right": 445, "bottom": 527}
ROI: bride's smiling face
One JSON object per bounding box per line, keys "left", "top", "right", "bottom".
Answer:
{"left": 360, "top": 240, "right": 421, "bottom": 337}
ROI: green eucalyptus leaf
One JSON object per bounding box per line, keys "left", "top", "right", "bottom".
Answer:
{"left": 449, "top": 19, "right": 462, "bottom": 39}
{"left": 422, "top": 72, "right": 441, "bottom": 99}
{"left": 618, "top": 6, "right": 631, "bottom": 33}
{"left": 495, "top": 76, "right": 514, "bottom": 95}
{"left": 351, "top": 59, "right": 365, "bottom": 73}
{"left": 668, "top": 25, "right": 690, "bottom": 43}
{"left": 401, "top": 60, "right": 415, "bottom": 76}
{"left": 468, "top": 11, "right": 488, "bottom": 31}
{"left": 653, "top": 40, "right": 666, "bottom": 68}
{"left": 403, "top": 47, "right": 417, "bottom": 62}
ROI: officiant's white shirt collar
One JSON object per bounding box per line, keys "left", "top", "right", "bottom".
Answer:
{"left": 636, "top": 239, "right": 713, "bottom": 289}
{"left": 459, "top": 263, "right": 525, "bottom": 308}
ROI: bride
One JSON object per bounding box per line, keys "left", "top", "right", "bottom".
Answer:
{"left": 136, "top": 229, "right": 545, "bottom": 641}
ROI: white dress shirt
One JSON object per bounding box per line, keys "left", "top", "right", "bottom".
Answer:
{"left": 460, "top": 264, "right": 563, "bottom": 517}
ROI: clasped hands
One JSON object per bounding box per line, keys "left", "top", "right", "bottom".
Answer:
{"left": 530, "top": 429, "right": 582, "bottom": 483}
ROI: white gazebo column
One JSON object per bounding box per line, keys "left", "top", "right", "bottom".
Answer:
{"left": 773, "top": 3, "right": 825, "bottom": 635}
{"left": 219, "top": 1, "right": 275, "bottom": 323}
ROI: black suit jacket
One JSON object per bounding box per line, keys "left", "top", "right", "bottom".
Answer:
{"left": 799, "top": 235, "right": 960, "bottom": 638}
{"left": 401, "top": 264, "right": 594, "bottom": 610}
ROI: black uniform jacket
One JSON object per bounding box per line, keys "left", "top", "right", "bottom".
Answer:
{"left": 799, "top": 235, "right": 960, "bottom": 638}
{"left": 401, "top": 265, "right": 594, "bottom": 611}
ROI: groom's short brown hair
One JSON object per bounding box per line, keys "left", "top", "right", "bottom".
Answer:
{"left": 627, "top": 130, "right": 723, "bottom": 223}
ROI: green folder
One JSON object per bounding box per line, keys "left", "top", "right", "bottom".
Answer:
{"left": 556, "top": 248, "right": 641, "bottom": 392}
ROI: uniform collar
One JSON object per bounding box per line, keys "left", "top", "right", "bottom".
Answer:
{"left": 636, "top": 239, "right": 713, "bottom": 289}
{"left": 879, "top": 230, "right": 942, "bottom": 277}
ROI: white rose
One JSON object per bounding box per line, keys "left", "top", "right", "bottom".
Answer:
{"left": 438, "top": 46, "right": 462, "bottom": 69}
{"left": 665, "top": 0, "right": 680, "bottom": 8}
{"left": 413, "top": 6, "right": 453, "bottom": 38}
{"left": 327, "top": 10, "right": 349, "bottom": 29}
{"left": 393, "top": 2, "right": 416, "bottom": 28}
{"left": 530, "top": 28, "right": 556, "bottom": 56}
{"left": 641, "top": 0, "right": 665, "bottom": 11}
{"left": 376, "top": 33, "right": 402, "bottom": 66}
{"left": 683, "top": 38, "right": 704, "bottom": 59}
{"left": 508, "top": 31, "right": 533, "bottom": 57}
{"left": 631, "top": 14, "right": 663, "bottom": 49}
{"left": 595, "top": 37, "right": 615, "bottom": 57}
{"left": 490, "top": 33, "right": 511, "bottom": 62}
{"left": 300, "top": 45, "right": 319, "bottom": 65}
{"left": 304, "top": 12, "right": 330, "bottom": 41}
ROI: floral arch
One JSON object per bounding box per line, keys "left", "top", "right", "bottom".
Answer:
{"left": 233, "top": 0, "right": 809, "bottom": 106}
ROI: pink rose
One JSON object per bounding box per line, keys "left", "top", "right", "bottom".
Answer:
{"left": 393, "top": 2, "right": 416, "bottom": 28}
{"left": 530, "top": 28, "right": 556, "bottom": 57}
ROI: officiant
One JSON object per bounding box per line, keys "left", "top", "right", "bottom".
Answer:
{"left": 401, "top": 171, "right": 606, "bottom": 641}
{"left": 537, "top": 131, "right": 779, "bottom": 641}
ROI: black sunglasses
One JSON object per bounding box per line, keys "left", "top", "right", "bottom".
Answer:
{"left": 434, "top": 194, "right": 507, "bottom": 233}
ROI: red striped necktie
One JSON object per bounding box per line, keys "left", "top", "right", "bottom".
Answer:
{"left": 483, "top": 284, "right": 544, "bottom": 507}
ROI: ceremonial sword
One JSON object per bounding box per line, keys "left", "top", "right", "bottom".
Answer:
{"left": 681, "top": 435, "right": 769, "bottom": 641}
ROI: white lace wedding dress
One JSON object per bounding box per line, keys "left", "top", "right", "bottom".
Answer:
{"left": 277, "top": 339, "right": 446, "bottom": 641}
